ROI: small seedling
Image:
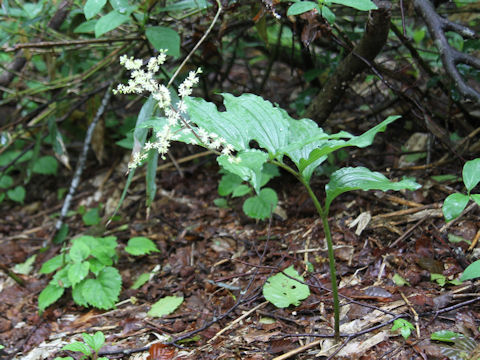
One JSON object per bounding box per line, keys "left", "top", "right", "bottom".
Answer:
{"left": 392, "top": 318, "right": 415, "bottom": 340}
{"left": 55, "top": 331, "right": 108, "bottom": 360}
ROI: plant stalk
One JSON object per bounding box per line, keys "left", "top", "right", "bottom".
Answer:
{"left": 303, "top": 181, "right": 340, "bottom": 340}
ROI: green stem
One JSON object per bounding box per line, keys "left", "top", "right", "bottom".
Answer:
{"left": 303, "top": 180, "right": 340, "bottom": 340}
{"left": 271, "top": 159, "right": 340, "bottom": 340}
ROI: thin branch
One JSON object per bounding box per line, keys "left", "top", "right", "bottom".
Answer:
{"left": 413, "top": 0, "right": 480, "bottom": 102}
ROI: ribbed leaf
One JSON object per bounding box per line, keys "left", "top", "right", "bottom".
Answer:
{"left": 325, "top": 167, "right": 421, "bottom": 211}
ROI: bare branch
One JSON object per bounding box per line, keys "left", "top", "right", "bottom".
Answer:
{"left": 413, "top": 0, "right": 480, "bottom": 102}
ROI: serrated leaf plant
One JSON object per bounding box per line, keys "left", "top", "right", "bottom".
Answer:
{"left": 39, "top": 235, "right": 159, "bottom": 312}
{"left": 441, "top": 158, "right": 480, "bottom": 282}
{"left": 54, "top": 331, "right": 108, "bottom": 360}
{"left": 114, "top": 53, "right": 420, "bottom": 339}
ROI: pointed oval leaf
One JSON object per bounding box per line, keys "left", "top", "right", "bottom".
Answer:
{"left": 263, "top": 266, "right": 310, "bottom": 308}
{"left": 38, "top": 284, "right": 65, "bottom": 312}
{"left": 330, "top": 0, "right": 377, "bottom": 11}
{"left": 148, "top": 296, "right": 184, "bottom": 317}
{"left": 296, "top": 116, "right": 401, "bottom": 175}
{"left": 462, "top": 158, "right": 480, "bottom": 192}
{"left": 325, "top": 167, "right": 421, "bottom": 211}
{"left": 145, "top": 26, "right": 180, "bottom": 58}
{"left": 40, "top": 254, "right": 64, "bottom": 274}
{"left": 460, "top": 259, "right": 480, "bottom": 281}
{"left": 471, "top": 194, "right": 480, "bottom": 207}
{"left": 84, "top": 0, "right": 107, "bottom": 19}
{"left": 442, "top": 193, "right": 469, "bottom": 222}
{"left": 287, "top": 2, "right": 318, "bottom": 16}
{"left": 125, "top": 237, "right": 159, "bottom": 256}
{"left": 94, "top": 10, "right": 130, "bottom": 38}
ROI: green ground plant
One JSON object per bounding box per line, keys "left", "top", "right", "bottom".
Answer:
{"left": 116, "top": 53, "right": 420, "bottom": 339}
{"left": 38, "top": 235, "right": 159, "bottom": 312}
{"left": 54, "top": 331, "right": 108, "bottom": 360}
{"left": 442, "top": 158, "right": 480, "bottom": 282}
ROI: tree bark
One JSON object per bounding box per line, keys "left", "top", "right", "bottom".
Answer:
{"left": 305, "top": 1, "right": 391, "bottom": 124}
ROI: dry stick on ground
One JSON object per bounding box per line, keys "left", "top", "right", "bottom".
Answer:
{"left": 53, "top": 83, "right": 113, "bottom": 239}
{"left": 305, "top": 1, "right": 391, "bottom": 123}
{"left": 413, "top": 0, "right": 480, "bottom": 103}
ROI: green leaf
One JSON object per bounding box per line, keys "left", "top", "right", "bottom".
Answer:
{"left": 391, "top": 319, "right": 414, "bottom": 340}
{"left": 295, "top": 116, "right": 401, "bottom": 178}
{"left": 213, "top": 198, "right": 228, "bottom": 208}
{"left": 145, "top": 26, "right": 181, "bottom": 58}
{"left": 81, "top": 267, "right": 122, "bottom": 309}
{"left": 62, "top": 342, "right": 92, "bottom": 356}
{"left": 72, "top": 280, "right": 89, "bottom": 307}
{"left": 447, "top": 233, "right": 471, "bottom": 245}
{"left": 38, "top": 284, "right": 64, "bottom": 312}
{"left": 84, "top": 0, "right": 107, "bottom": 19}
{"left": 125, "top": 237, "right": 159, "bottom": 256}
{"left": 147, "top": 296, "right": 184, "bottom": 317}
{"left": 146, "top": 149, "right": 158, "bottom": 207}
{"left": 131, "top": 273, "right": 150, "bottom": 289}
{"left": 40, "top": 254, "right": 64, "bottom": 274}
{"left": 94, "top": 10, "right": 130, "bottom": 38}
{"left": 321, "top": 5, "right": 335, "bottom": 23}
{"left": 74, "top": 19, "right": 97, "bottom": 33}
{"left": 392, "top": 273, "right": 410, "bottom": 287}
{"left": 218, "top": 150, "right": 269, "bottom": 193}
{"left": 431, "top": 273, "right": 446, "bottom": 286}
{"left": 460, "top": 260, "right": 480, "bottom": 281}
{"left": 68, "top": 262, "right": 90, "bottom": 286}
{"left": 232, "top": 184, "right": 251, "bottom": 197}
{"left": 330, "top": 0, "right": 377, "bottom": 11}
{"left": 32, "top": 156, "right": 58, "bottom": 175}
{"left": 462, "top": 158, "right": 480, "bottom": 192}
{"left": 442, "top": 193, "right": 469, "bottom": 222}
{"left": 431, "top": 330, "right": 465, "bottom": 342}
{"left": 83, "top": 331, "right": 105, "bottom": 352}
{"left": 7, "top": 185, "right": 25, "bottom": 203}
{"left": 87, "top": 258, "right": 105, "bottom": 276}
{"left": 243, "top": 188, "right": 278, "bottom": 220}
{"left": 0, "top": 174, "right": 13, "bottom": 188}
{"left": 53, "top": 266, "right": 73, "bottom": 288}
{"left": 471, "top": 194, "right": 480, "bottom": 207}
{"left": 218, "top": 173, "right": 243, "bottom": 196}
{"left": 325, "top": 167, "right": 421, "bottom": 211}
{"left": 82, "top": 207, "right": 101, "bottom": 226}
{"left": 185, "top": 93, "right": 290, "bottom": 156}
{"left": 263, "top": 266, "right": 310, "bottom": 308}
{"left": 70, "top": 240, "right": 91, "bottom": 263}
{"left": 287, "top": 2, "right": 318, "bottom": 16}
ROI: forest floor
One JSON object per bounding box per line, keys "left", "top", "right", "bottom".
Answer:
{"left": 1, "top": 57, "right": 480, "bottom": 359}
{"left": 1, "top": 123, "right": 479, "bottom": 360}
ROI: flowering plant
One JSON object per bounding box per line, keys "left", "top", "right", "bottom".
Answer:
{"left": 115, "top": 53, "right": 420, "bottom": 339}
{"left": 114, "top": 52, "right": 234, "bottom": 169}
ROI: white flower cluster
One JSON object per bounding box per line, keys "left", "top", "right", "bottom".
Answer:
{"left": 113, "top": 51, "right": 237, "bottom": 169}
